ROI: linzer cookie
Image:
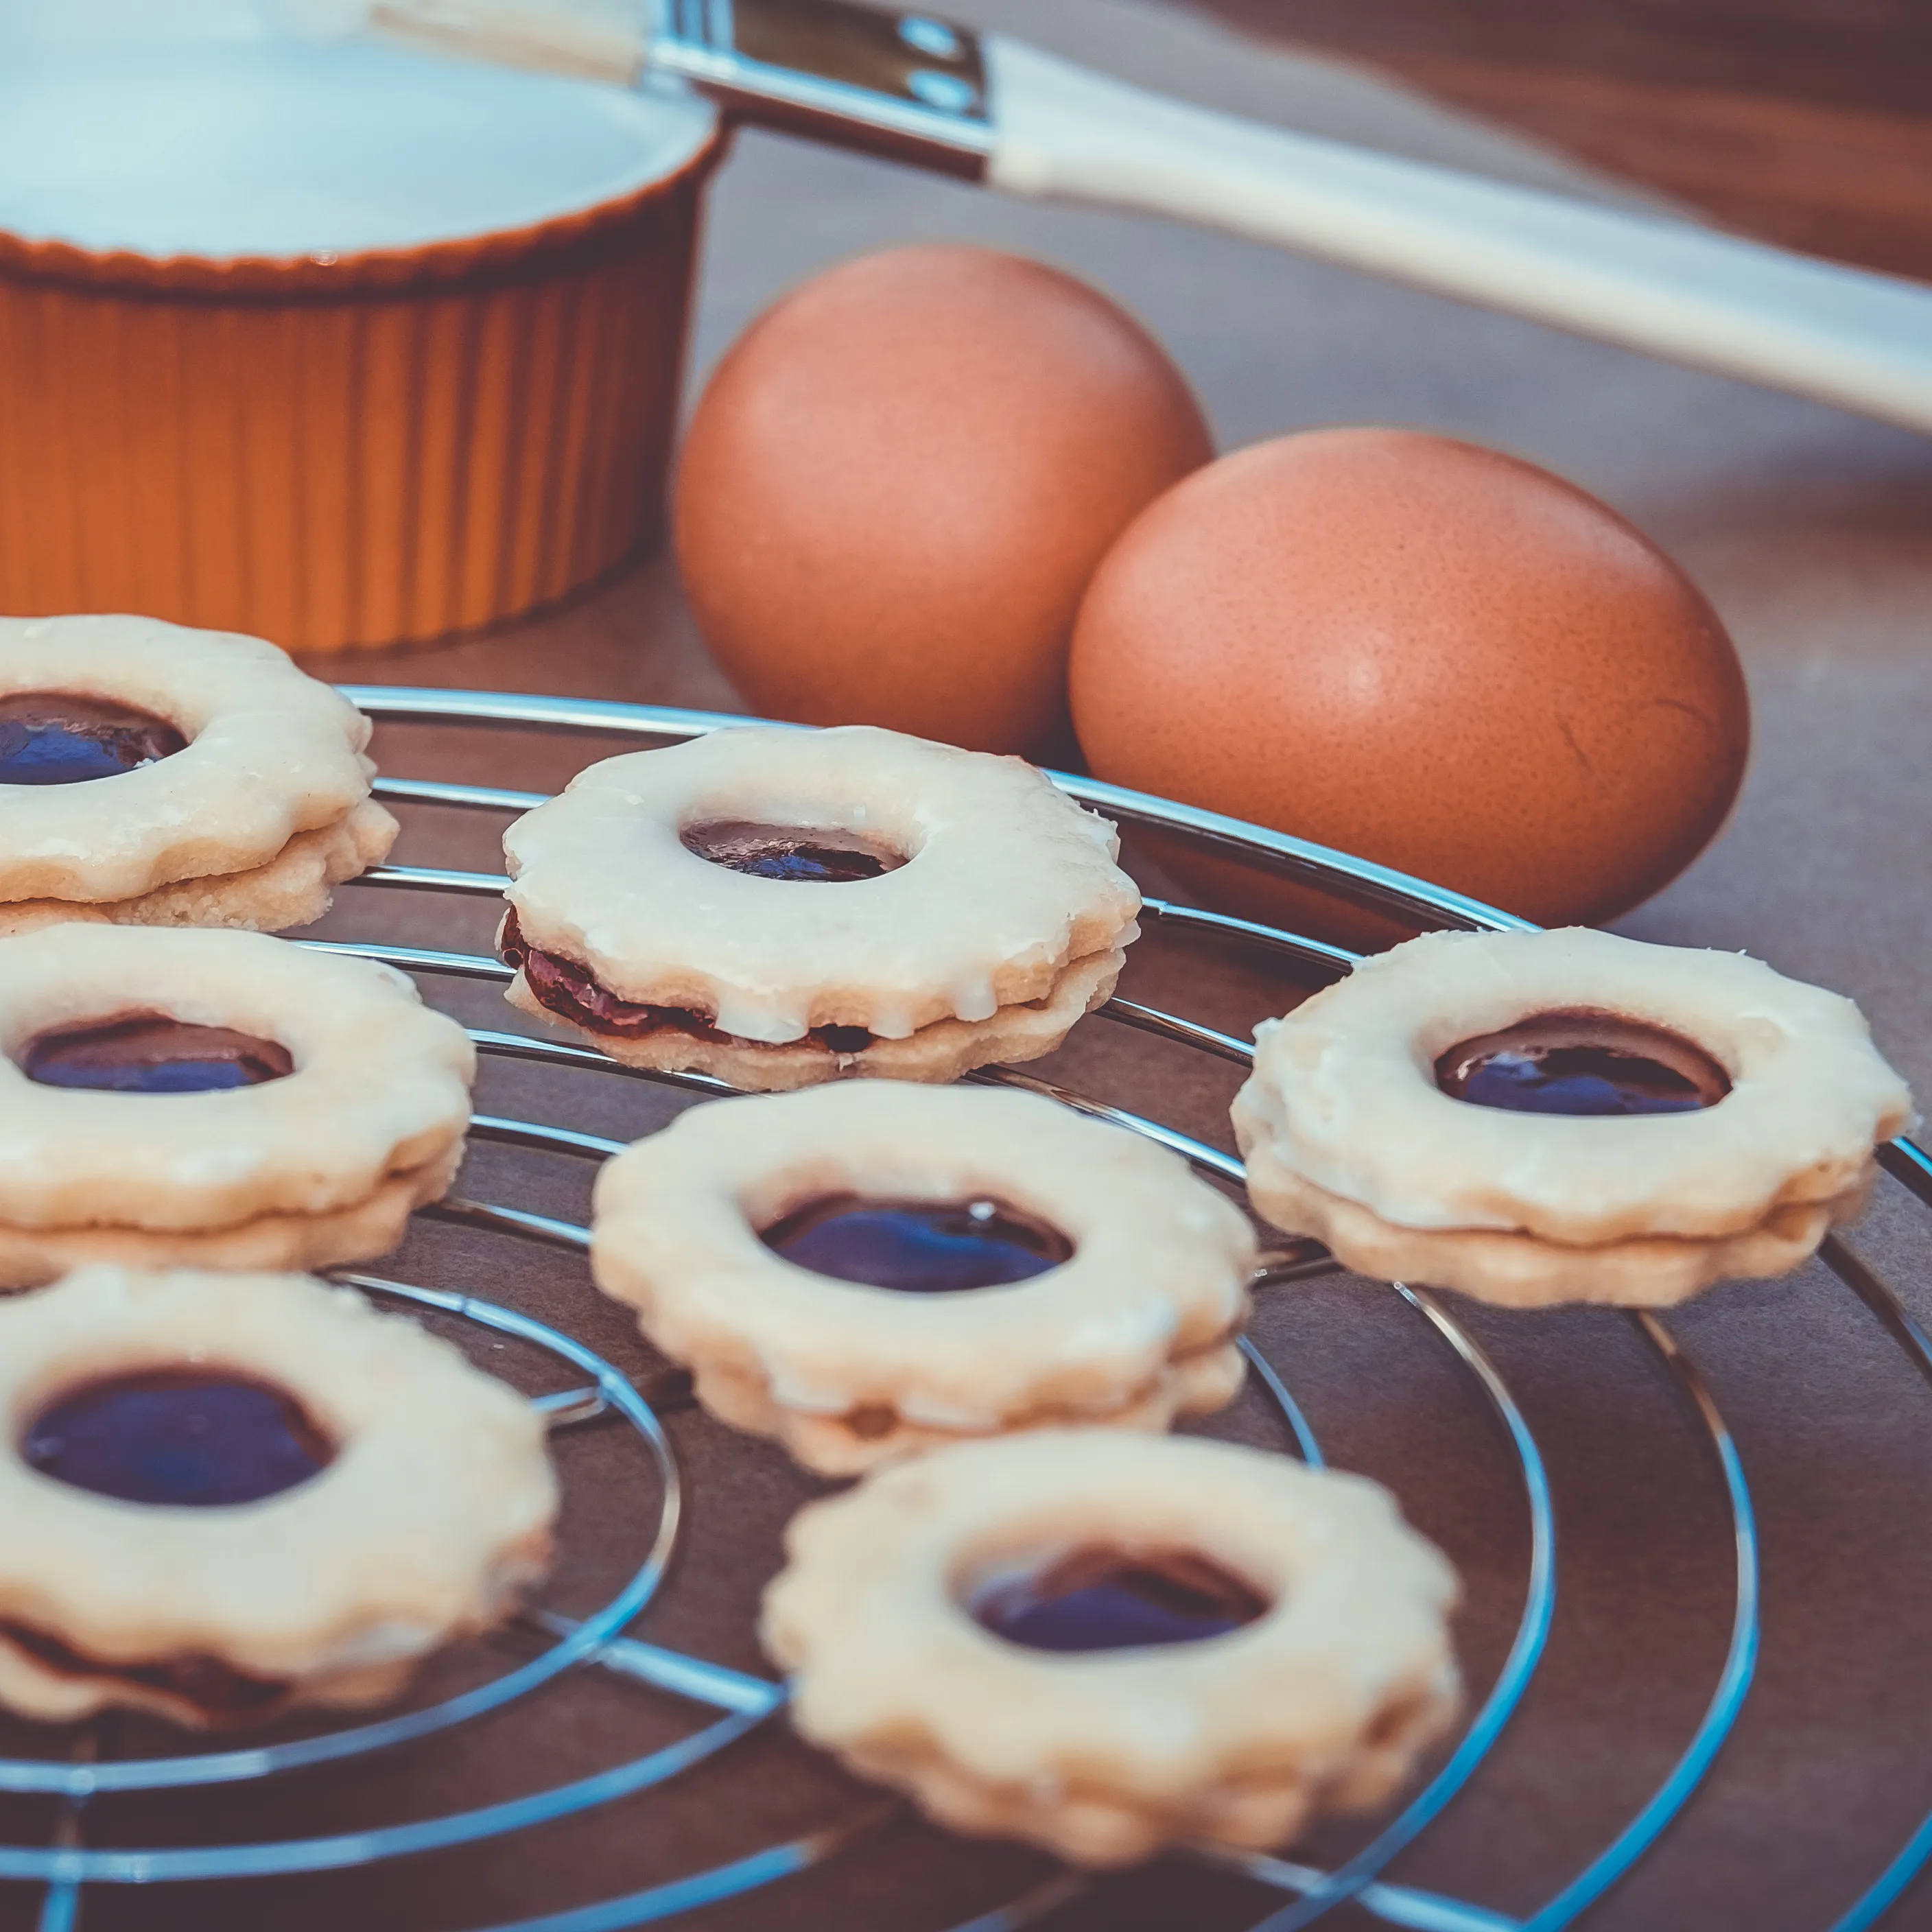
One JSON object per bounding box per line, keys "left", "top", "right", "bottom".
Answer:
{"left": 0, "top": 614, "right": 395, "bottom": 934}
{"left": 0, "top": 1266, "right": 555, "bottom": 1727}
{"left": 762, "top": 1430, "right": 1460, "bottom": 1866}
{"left": 591, "top": 1083, "right": 1254, "bottom": 1474}
{"left": 499, "top": 724, "right": 1140, "bottom": 1090}
{"left": 0, "top": 925, "right": 474, "bottom": 1286}
{"left": 1233, "top": 927, "right": 1916, "bottom": 1308}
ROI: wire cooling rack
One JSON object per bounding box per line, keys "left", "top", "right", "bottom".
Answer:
{"left": 5, "top": 686, "right": 1931, "bottom": 1932}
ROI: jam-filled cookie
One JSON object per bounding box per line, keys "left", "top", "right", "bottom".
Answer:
{"left": 499, "top": 725, "right": 1140, "bottom": 1090}
{"left": 0, "top": 924, "right": 475, "bottom": 1287}
{"left": 0, "top": 1265, "right": 554, "bottom": 1727}
{"left": 0, "top": 614, "right": 395, "bottom": 935}
{"left": 591, "top": 1083, "right": 1255, "bottom": 1473}
{"left": 763, "top": 1430, "right": 1459, "bottom": 1866}
{"left": 1232, "top": 927, "right": 1916, "bottom": 1308}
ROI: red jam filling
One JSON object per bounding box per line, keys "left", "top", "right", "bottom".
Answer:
{"left": 25, "top": 1369, "right": 334, "bottom": 1507}
{"left": 680, "top": 819, "right": 904, "bottom": 883}
{"left": 761, "top": 1194, "right": 1072, "bottom": 1293}
{"left": 0, "top": 692, "right": 186, "bottom": 785}
{"left": 970, "top": 1547, "right": 1268, "bottom": 1653}
{"left": 1436, "top": 1009, "right": 1730, "bottom": 1117}
{"left": 500, "top": 910, "right": 875, "bottom": 1053}
{"left": 22, "top": 1014, "right": 294, "bottom": 1094}
{"left": 9, "top": 1370, "right": 334, "bottom": 1721}
{"left": 0, "top": 1619, "right": 292, "bottom": 1722}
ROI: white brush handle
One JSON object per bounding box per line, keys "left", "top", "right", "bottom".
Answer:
{"left": 986, "top": 36, "right": 1932, "bottom": 435}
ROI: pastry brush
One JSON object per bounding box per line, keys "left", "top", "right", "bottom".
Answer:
{"left": 370, "top": 0, "right": 1932, "bottom": 436}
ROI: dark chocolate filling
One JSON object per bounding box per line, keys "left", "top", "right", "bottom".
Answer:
{"left": 1436, "top": 1009, "right": 1730, "bottom": 1117}
{"left": 22, "top": 1013, "right": 294, "bottom": 1094}
{"left": 681, "top": 818, "right": 904, "bottom": 884}
{"left": 971, "top": 1547, "right": 1269, "bottom": 1653}
{"left": 500, "top": 910, "right": 875, "bottom": 1054}
{"left": 761, "top": 1194, "right": 1073, "bottom": 1293}
{"left": 0, "top": 692, "right": 186, "bottom": 785}
{"left": 0, "top": 1618, "right": 293, "bottom": 1722}
{"left": 25, "top": 1369, "right": 335, "bottom": 1507}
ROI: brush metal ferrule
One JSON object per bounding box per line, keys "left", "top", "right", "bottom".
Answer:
{"left": 649, "top": 0, "right": 993, "bottom": 178}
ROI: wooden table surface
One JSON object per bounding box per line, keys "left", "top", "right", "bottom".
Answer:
{"left": 1186, "top": 0, "right": 1932, "bottom": 280}
{"left": 90, "top": 6, "right": 1931, "bottom": 1929}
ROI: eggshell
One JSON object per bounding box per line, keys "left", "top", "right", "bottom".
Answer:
{"left": 1068, "top": 428, "right": 1750, "bottom": 941}
{"left": 674, "top": 245, "right": 1212, "bottom": 759}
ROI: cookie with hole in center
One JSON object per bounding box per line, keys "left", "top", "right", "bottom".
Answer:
{"left": 0, "top": 614, "right": 397, "bottom": 935}
{"left": 499, "top": 724, "right": 1140, "bottom": 1091}
{"left": 0, "top": 1264, "right": 556, "bottom": 1728}
{"left": 1232, "top": 926, "right": 1916, "bottom": 1308}
{"left": 762, "top": 1430, "right": 1460, "bottom": 1866}
{"left": 591, "top": 1082, "right": 1255, "bottom": 1473}
{"left": 0, "top": 923, "right": 475, "bottom": 1287}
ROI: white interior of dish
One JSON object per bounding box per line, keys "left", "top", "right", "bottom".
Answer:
{"left": 0, "top": 1, "right": 718, "bottom": 260}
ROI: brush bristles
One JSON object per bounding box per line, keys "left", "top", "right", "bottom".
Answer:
{"left": 369, "top": 0, "right": 648, "bottom": 84}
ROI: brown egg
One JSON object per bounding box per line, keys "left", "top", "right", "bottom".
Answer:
{"left": 674, "top": 246, "right": 1212, "bottom": 759}
{"left": 1068, "top": 429, "right": 1750, "bottom": 941}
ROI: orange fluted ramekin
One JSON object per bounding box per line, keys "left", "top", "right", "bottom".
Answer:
{"left": 0, "top": 56, "right": 724, "bottom": 654}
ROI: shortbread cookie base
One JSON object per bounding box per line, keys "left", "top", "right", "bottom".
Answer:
{"left": 763, "top": 1431, "right": 1461, "bottom": 1868}
{"left": 504, "top": 724, "right": 1142, "bottom": 1044}
{"left": 1236, "top": 927, "right": 1914, "bottom": 1249}
{"left": 1245, "top": 1148, "right": 1872, "bottom": 1309}
{"left": 0, "top": 926, "right": 475, "bottom": 1233}
{"left": 0, "top": 799, "right": 397, "bottom": 937}
{"left": 0, "top": 1142, "right": 462, "bottom": 1292}
{"left": 510, "top": 946, "right": 1124, "bottom": 1093}
{"left": 0, "top": 614, "right": 384, "bottom": 904}
{"left": 0, "top": 1630, "right": 426, "bottom": 1730}
{"left": 0, "top": 1266, "right": 556, "bottom": 1728}
{"left": 591, "top": 1081, "right": 1258, "bottom": 1473}
{"left": 690, "top": 1336, "right": 1244, "bottom": 1479}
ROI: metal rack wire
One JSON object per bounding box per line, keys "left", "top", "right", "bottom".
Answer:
{"left": 5, "top": 687, "right": 1930, "bottom": 1932}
